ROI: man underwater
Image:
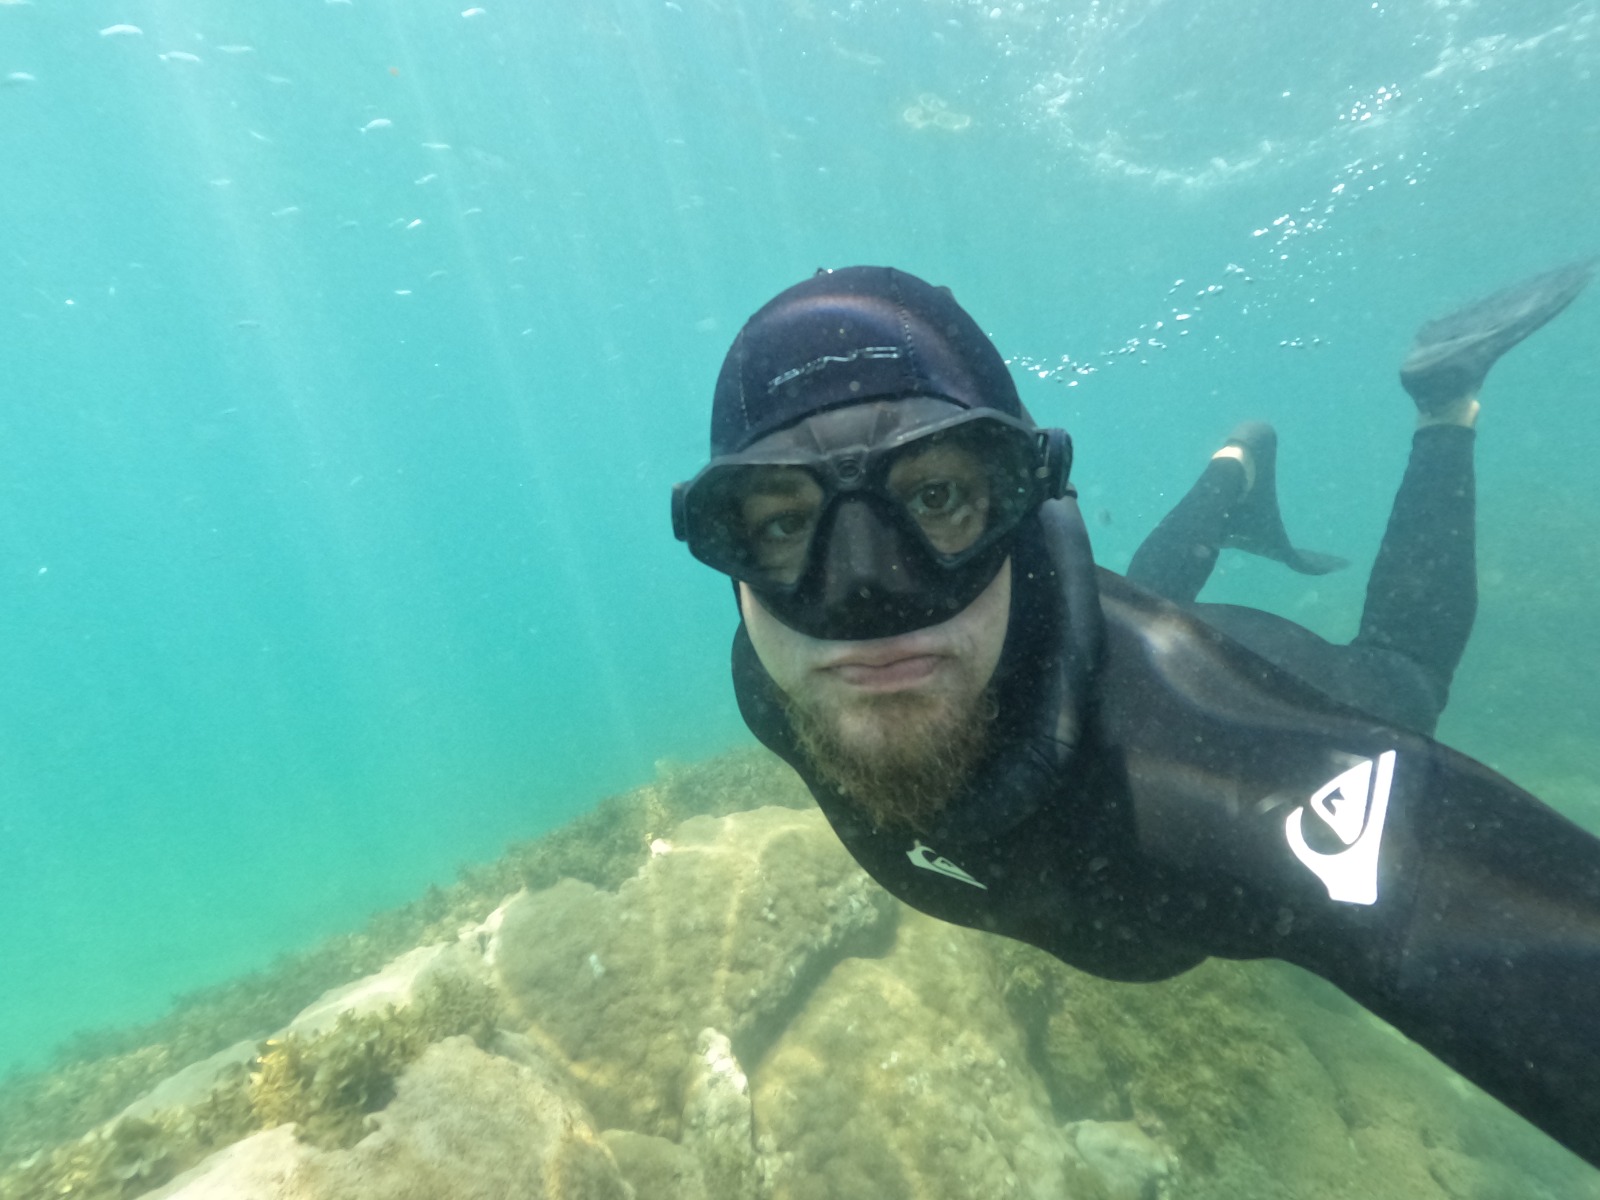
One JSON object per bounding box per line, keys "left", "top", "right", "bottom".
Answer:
{"left": 672, "top": 262, "right": 1600, "bottom": 1166}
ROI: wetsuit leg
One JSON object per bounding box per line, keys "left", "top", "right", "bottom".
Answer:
{"left": 1135, "top": 425, "right": 1475, "bottom": 736}
{"left": 1126, "top": 458, "right": 1244, "bottom": 604}
{"left": 1351, "top": 424, "right": 1478, "bottom": 712}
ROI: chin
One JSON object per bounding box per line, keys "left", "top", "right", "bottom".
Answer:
{"left": 833, "top": 689, "right": 948, "bottom": 750}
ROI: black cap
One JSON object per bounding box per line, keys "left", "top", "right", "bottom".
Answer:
{"left": 711, "top": 266, "right": 1025, "bottom": 455}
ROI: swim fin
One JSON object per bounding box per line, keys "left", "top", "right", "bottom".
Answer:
{"left": 1220, "top": 422, "right": 1348, "bottom": 576}
{"left": 1400, "top": 257, "right": 1597, "bottom": 412}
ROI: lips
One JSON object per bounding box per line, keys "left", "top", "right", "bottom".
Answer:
{"left": 827, "top": 654, "right": 942, "bottom": 691}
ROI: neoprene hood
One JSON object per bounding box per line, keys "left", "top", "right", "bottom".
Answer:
{"left": 710, "top": 266, "right": 1027, "bottom": 454}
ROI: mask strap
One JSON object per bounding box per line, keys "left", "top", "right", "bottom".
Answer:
{"left": 1037, "top": 492, "right": 1105, "bottom": 764}
{"left": 932, "top": 495, "right": 1104, "bottom": 843}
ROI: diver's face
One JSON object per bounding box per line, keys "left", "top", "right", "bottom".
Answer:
{"left": 739, "top": 560, "right": 1011, "bottom": 829}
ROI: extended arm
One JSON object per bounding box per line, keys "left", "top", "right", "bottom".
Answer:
{"left": 1096, "top": 573, "right": 1600, "bottom": 1166}
{"left": 1368, "top": 747, "right": 1600, "bottom": 1162}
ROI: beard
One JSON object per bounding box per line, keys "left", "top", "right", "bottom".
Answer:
{"left": 782, "top": 674, "right": 999, "bottom": 834}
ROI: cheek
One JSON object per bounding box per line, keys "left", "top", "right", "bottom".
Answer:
{"left": 739, "top": 584, "right": 808, "bottom": 695}
{"left": 963, "top": 562, "right": 1012, "bottom": 683}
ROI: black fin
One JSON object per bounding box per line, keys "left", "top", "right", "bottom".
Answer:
{"left": 1400, "top": 257, "right": 1596, "bottom": 412}
{"left": 1219, "top": 422, "right": 1348, "bottom": 577}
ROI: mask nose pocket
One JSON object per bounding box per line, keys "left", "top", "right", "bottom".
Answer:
{"left": 819, "top": 499, "right": 919, "bottom": 609}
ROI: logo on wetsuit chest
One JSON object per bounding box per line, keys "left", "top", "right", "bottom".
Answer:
{"left": 1283, "top": 750, "right": 1396, "bottom": 906}
{"left": 906, "top": 840, "right": 988, "bottom": 890}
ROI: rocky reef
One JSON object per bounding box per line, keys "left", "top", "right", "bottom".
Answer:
{"left": 2, "top": 749, "right": 1595, "bottom": 1200}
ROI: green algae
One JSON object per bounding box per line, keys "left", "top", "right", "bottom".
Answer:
{"left": 247, "top": 971, "right": 502, "bottom": 1149}
{"left": 0, "top": 748, "right": 811, "bottom": 1188}
{"left": 0, "top": 973, "right": 501, "bottom": 1200}
{"left": 995, "top": 942, "right": 1301, "bottom": 1173}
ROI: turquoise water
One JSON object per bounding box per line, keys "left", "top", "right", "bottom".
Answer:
{"left": 0, "top": 0, "right": 1596, "bottom": 1076}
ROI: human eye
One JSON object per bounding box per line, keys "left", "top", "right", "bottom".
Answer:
{"left": 890, "top": 447, "right": 991, "bottom": 552}
{"left": 754, "top": 507, "right": 815, "bottom": 545}
{"left": 907, "top": 478, "right": 963, "bottom": 518}
{"left": 746, "top": 505, "right": 816, "bottom": 581}
{"left": 737, "top": 471, "right": 822, "bottom": 580}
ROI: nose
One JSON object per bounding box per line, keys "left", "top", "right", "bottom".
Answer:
{"left": 819, "top": 498, "right": 918, "bottom": 610}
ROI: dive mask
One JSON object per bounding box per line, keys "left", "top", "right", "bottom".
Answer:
{"left": 673, "top": 398, "right": 1072, "bottom": 640}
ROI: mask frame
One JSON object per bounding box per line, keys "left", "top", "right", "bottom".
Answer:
{"left": 673, "top": 399, "right": 1073, "bottom": 640}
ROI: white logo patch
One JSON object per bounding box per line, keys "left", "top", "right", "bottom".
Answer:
{"left": 907, "top": 840, "right": 987, "bottom": 890}
{"left": 1284, "top": 750, "right": 1396, "bottom": 906}
{"left": 767, "top": 345, "right": 901, "bottom": 393}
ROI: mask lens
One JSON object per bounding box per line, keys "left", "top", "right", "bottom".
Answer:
{"left": 679, "top": 411, "right": 1049, "bottom": 606}
{"left": 686, "top": 464, "right": 825, "bottom": 586}
{"left": 885, "top": 421, "right": 1037, "bottom": 559}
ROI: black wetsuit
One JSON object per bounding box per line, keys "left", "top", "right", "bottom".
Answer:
{"left": 1129, "top": 424, "right": 1478, "bottom": 736}
{"left": 730, "top": 424, "right": 1600, "bottom": 1168}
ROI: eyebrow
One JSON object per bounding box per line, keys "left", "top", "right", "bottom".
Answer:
{"left": 744, "top": 474, "right": 817, "bottom": 500}
{"left": 892, "top": 446, "right": 983, "bottom": 472}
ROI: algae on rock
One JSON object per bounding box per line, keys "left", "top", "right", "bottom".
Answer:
{"left": 995, "top": 940, "right": 1600, "bottom": 1200}
{"left": 246, "top": 971, "right": 501, "bottom": 1148}
{"left": 8, "top": 748, "right": 1600, "bottom": 1200}
{"left": 140, "top": 1038, "right": 632, "bottom": 1200}
{"left": 0, "top": 748, "right": 806, "bottom": 1178}
{"left": 752, "top": 908, "right": 1107, "bottom": 1200}
{"left": 493, "top": 804, "right": 895, "bottom": 1137}
{"left": 0, "top": 956, "right": 504, "bottom": 1199}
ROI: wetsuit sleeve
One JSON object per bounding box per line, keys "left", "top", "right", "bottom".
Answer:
{"left": 1376, "top": 747, "right": 1600, "bottom": 1162}
{"left": 1095, "top": 574, "right": 1600, "bottom": 1167}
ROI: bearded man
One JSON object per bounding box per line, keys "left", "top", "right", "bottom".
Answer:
{"left": 672, "top": 262, "right": 1600, "bottom": 1166}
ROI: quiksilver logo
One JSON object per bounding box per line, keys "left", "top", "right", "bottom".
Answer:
{"left": 907, "top": 840, "right": 987, "bottom": 890}
{"left": 1284, "top": 750, "right": 1396, "bottom": 906}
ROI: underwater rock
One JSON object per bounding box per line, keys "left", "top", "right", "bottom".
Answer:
{"left": 282, "top": 938, "right": 491, "bottom": 1039}
{"left": 1015, "top": 951, "right": 1600, "bottom": 1200}
{"left": 286, "top": 1036, "right": 627, "bottom": 1199}
{"left": 139, "top": 1125, "right": 306, "bottom": 1199}
{"left": 0, "top": 749, "right": 810, "bottom": 1177}
{"left": 143, "top": 1037, "right": 628, "bottom": 1200}
{"left": 118, "top": 1041, "right": 258, "bottom": 1123}
{"left": 20, "top": 749, "right": 1600, "bottom": 1200}
{"left": 601, "top": 1129, "right": 709, "bottom": 1200}
{"left": 17, "top": 927, "right": 514, "bottom": 1200}
{"left": 112, "top": 915, "right": 501, "bottom": 1139}
{"left": 494, "top": 804, "right": 896, "bottom": 1137}
{"left": 1275, "top": 973, "right": 1600, "bottom": 1200}
{"left": 750, "top": 908, "right": 1097, "bottom": 1200}
{"left": 681, "top": 1028, "right": 760, "bottom": 1199}
{"left": 1068, "top": 1120, "right": 1171, "bottom": 1200}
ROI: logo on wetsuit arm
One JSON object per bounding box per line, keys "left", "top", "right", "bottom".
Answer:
{"left": 1283, "top": 750, "right": 1396, "bottom": 906}
{"left": 906, "top": 840, "right": 988, "bottom": 890}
